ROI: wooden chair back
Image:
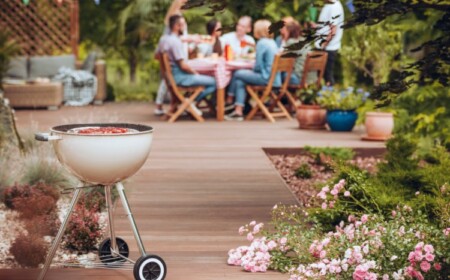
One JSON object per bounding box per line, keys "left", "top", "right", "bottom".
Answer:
{"left": 157, "top": 52, "right": 205, "bottom": 122}
{"left": 245, "top": 54, "right": 295, "bottom": 122}
{"left": 299, "top": 51, "right": 328, "bottom": 88}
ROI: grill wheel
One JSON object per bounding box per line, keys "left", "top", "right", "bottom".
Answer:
{"left": 98, "top": 237, "right": 129, "bottom": 265}
{"left": 133, "top": 255, "right": 167, "bottom": 280}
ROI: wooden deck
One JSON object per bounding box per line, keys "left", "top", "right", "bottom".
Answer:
{"left": 1, "top": 102, "right": 384, "bottom": 280}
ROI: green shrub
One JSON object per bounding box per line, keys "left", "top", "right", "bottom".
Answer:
{"left": 295, "top": 163, "right": 313, "bottom": 179}
{"left": 309, "top": 136, "right": 450, "bottom": 228}
{"left": 304, "top": 146, "right": 355, "bottom": 165}
{"left": 21, "top": 157, "right": 72, "bottom": 189}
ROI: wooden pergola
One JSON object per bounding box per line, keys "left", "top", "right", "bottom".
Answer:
{"left": 0, "top": 0, "right": 79, "bottom": 57}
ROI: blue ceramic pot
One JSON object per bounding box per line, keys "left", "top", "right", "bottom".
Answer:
{"left": 326, "top": 110, "right": 358, "bottom": 131}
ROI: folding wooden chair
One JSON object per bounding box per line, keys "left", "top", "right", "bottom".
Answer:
{"left": 160, "top": 53, "right": 205, "bottom": 122}
{"left": 245, "top": 55, "right": 295, "bottom": 123}
{"left": 285, "top": 51, "right": 328, "bottom": 110}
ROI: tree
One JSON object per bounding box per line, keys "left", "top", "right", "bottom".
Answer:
{"left": 80, "top": 0, "right": 171, "bottom": 83}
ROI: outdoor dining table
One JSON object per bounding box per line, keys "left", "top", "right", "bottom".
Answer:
{"left": 187, "top": 57, "right": 255, "bottom": 121}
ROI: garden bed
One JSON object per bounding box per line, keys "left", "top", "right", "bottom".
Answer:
{"left": 264, "top": 147, "right": 386, "bottom": 206}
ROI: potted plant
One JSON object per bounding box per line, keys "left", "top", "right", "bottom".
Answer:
{"left": 318, "top": 86, "right": 366, "bottom": 132}
{"left": 295, "top": 84, "right": 326, "bottom": 130}
{"left": 358, "top": 100, "right": 394, "bottom": 141}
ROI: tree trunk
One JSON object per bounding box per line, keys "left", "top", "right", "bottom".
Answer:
{"left": 0, "top": 93, "right": 24, "bottom": 152}
{"left": 128, "top": 53, "right": 138, "bottom": 84}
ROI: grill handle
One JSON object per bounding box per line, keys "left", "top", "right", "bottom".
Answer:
{"left": 35, "top": 133, "right": 62, "bottom": 142}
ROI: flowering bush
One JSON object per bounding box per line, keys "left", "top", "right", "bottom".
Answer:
{"left": 228, "top": 202, "right": 449, "bottom": 279}
{"left": 63, "top": 203, "right": 102, "bottom": 252}
{"left": 318, "top": 86, "right": 369, "bottom": 111}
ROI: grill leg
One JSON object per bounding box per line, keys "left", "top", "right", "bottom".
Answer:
{"left": 115, "top": 182, "right": 147, "bottom": 257}
{"left": 38, "top": 184, "right": 83, "bottom": 280}
{"left": 105, "top": 185, "right": 118, "bottom": 254}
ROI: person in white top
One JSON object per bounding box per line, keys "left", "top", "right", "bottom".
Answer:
{"left": 220, "top": 16, "right": 256, "bottom": 57}
{"left": 314, "top": 0, "right": 344, "bottom": 85}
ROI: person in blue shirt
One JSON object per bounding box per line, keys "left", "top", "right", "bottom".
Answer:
{"left": 225, "top": 20, "right": 281, "bottom": 121}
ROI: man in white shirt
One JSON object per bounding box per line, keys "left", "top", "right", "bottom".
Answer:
{"left": 315, "top": 0, "right": 344, "bottom": 85}
{"left": 221, "top": 16, "right": 256, "bottom": 56}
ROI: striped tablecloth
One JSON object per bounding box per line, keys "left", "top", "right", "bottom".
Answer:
{"left": 188, "top": 58, "right": 254, "bottom": 89}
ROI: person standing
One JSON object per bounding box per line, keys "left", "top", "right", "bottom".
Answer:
{"left": 315, "top": 0, "right": 344, "bottom": 86}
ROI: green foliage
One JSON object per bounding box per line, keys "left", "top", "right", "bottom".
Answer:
{"left": 295, "top": 163, "right": 313, "bottom": 179}
{"left": 394, "top": 83, "right": 450, "bottom": 147}
{"left": 304, "top": 146, "right": 355, "bottom": 164}
{"left": 317, "top": 86, "right": 366, "bottom": 111}
{"left": 297, "top": 84, "right": 321, "bottom": 105}
{"left": 340, "top": 20, "right": 403, "bottom": 86}
{"left": 0, "top": 31, "right": 20, "bottom": 90}
{"left": 309, "top": 136, "right": 450, "bottom": 229}
{"left": 21, "top": 157, "right": 72, "bottom": 190}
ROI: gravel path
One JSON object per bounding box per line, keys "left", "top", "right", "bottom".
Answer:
{"left": 268, "top": 154, "right": 382, "bottom": 206}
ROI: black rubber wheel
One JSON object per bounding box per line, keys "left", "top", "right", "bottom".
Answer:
{"left": 98, "top": 237, "right": 129, "bottom": 264}
{"left": 133, "top": 255, "right": 167, "bottom": 280}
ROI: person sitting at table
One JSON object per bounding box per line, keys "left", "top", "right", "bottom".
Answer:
{"left": 224, "top": 19, "right": 280, "bottom": 121}
{"left": 196, "top": 19, "right": 223, "bottom": 57}
{"left": 275, "top": 16, "right": 295, "bottom": 50}
{"left": 221, "top": 16, "right": 256, "bottom": 57}
{"left": 282, "top": 21, "right": 316, "bottom": 86}
{"left": 157, "top": 14, "right": 216, "bottom": 115}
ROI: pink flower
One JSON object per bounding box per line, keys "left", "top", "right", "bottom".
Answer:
{"left": 348, "top": 215, "right": 356, "bottom": 222}
{"left": 249, "top": 221, "right": 256, "bottom": 226}
{"left": 415, "top": 242, "right": 424, "bottom": 251}
{"left": 322, "top": 186, "right": 330, "bottom": 193}
{"left": 280, "top": 237, "right": 287, "bottom": 245}
{"left": 424, "top": 253, "right": 434, "bottom": 262}
{"left": 317, "top": 191, "right": 327, "bottom": 200}
{"left": 414, "top": 251, "right": 423, "bottom": 262}
{"left": 247, "top": 232, "right": 254, "bottom": 241}
{"left": 321, "top": 202, "right": 327, "bottom": 210}
{"left": 344, "top": 191, "right": 351, "bottom": 197}
{"left": 353, "top": 265, "right": 369, "bottom": 280}
{"left": 238, "top": 226, "right": 245, "bottom": 235}
{"left": 267, "top": 240, "right": 277, "bottom": 250}
{"left": 253, "top": 223, "right": 263, "bottom": 234}
{"left": 434, "top": 262, "right": 441, "bottom": 271}
{"left": 444, "top": 228, "right": 450, "bottom": 236}
{"left": 391, "top": 210, "right": 397, "bottom": 217}
{"left": 361, "top": 215, "right": 369, "bottom": 223}
{"left": 319, "top": 250, "right": 327, "bottom": 259}
{"left": 330, "top": 189, "right": 338, "bottom": 196}
{"left": 382, "top": 274, "right": 389, "bottom": 280}
{"left": 424, "top": 244, "right": 434, "bottom": 253}
{"left": 420, "top": 261, "right": 431, "bottom": 272}
{"left": 329, "top": 201, "right": 335, "bottom": 208}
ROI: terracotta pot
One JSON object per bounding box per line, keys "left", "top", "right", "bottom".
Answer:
{"left": 296, "top": 105, "right": 326, "bottom": 129}
{"left": 363, "top": 112, "right": 394, "bottom": 141}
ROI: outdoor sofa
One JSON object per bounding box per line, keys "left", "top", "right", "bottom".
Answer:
{"left": 3, "top": 54, "right": 106, "bottom": 110}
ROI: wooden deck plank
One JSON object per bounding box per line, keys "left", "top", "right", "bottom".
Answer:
{"left": 1, "top": 102, "right": 383, "bottom": 280}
